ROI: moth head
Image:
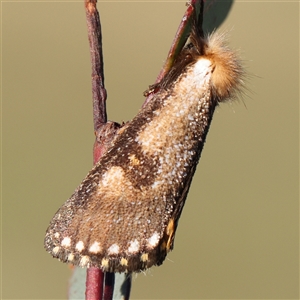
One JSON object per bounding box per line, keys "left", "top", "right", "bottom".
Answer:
{"left": 202, "top": 31, "right": 245, "bottom": 102}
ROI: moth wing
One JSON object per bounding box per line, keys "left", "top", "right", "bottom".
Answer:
{"left": 44, "top": 137, "right": 175, "bottom": 272}
{"left": 45, "top": 83, "right": 198, "bottom": 272}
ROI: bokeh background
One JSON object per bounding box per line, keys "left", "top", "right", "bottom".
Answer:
{"left": 2, "top": 1, "right": 299, "bottom": 299}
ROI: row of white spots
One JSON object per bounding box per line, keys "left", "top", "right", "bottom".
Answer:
{"left": 57, "top": 238, "right": 85, "bottom": 253}
{"left": 58, "top": 233, "right": 160, "bottom": 256}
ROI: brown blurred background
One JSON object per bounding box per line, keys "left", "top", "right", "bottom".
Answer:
{"left": 2, "top": 1, "right": 298, "bottom": 299}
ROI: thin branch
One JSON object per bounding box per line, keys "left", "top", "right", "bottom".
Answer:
{"left": 85, "top": 0, "right": 107, "bottom": 131}
{"left": 85, "top": 268, "right": 104, "bottom": 300}
{"left": 143, "top": 0, "right": 203, "bottom": 107}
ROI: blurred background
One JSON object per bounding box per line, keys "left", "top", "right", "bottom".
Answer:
{"left": 2, "top": 0, "right": 298, "bottom": 299}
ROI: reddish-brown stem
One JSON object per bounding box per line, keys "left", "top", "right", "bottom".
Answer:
{"left": 85, "top": 268, "right": 104, "bottom": 300}
{"left": 85, "top": 0, "right": 107, "bottom": 131}
{"left": 154, "top": 4, "right": 195, "bottom": 84}
{"left": 143, "top": 0, "right": 203, "bottom": 107}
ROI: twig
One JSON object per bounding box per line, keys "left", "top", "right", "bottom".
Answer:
{"left": 85, "top": 268, "right": 103, "bottom": 300}
{"left": 143, "top": 0, "right": 203, "bottom": 107}
{"left": 85, "top": 0, "right": 107, "bottom": 131}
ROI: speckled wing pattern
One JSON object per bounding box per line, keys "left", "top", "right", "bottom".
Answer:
{"left": 44, "top": 20, "right": 244, "bottom": 272}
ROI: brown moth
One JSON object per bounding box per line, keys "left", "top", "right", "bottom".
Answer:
{"left": 44, "top": 16, "right": 244, "bottom": 273}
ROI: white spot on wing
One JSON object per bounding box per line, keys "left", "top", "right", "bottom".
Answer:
{"left": 89, "top": 241, "right": 101, "bottom": 254}
{"left": 108, "top": 243, "right": 120, "bottom": 255}
{"left": 61, "top": 237, "right": 71, "bottom": 248}
{"left": 75, "top": 241, "right": 85, "bottom": 252}
{"left": 147, "top": 232, "right": 160, "bottom": 247}
{"left": 128, "top": 239, "right": 140, "bottom": 253}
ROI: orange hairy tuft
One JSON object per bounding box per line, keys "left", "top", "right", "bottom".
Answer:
{"left": 203, "top": 32, "right": 244, "bottom": 102}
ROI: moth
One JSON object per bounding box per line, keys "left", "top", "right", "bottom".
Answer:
{"left": 44, "top": 15, "right": 244, "bottom": 273}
